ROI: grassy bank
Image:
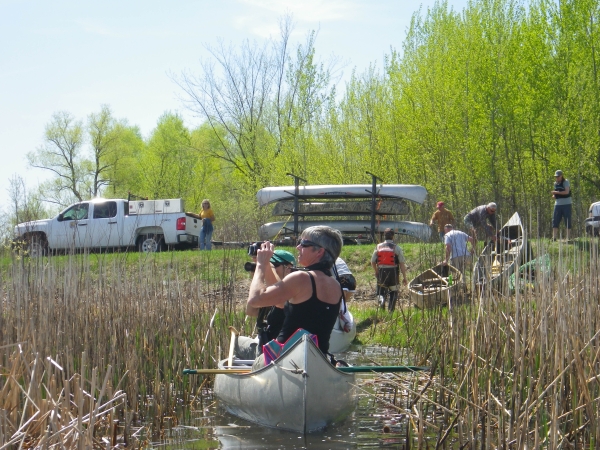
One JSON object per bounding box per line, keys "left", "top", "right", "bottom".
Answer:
{"left": 0, "top": 237, "right": 599, "bottom": 446}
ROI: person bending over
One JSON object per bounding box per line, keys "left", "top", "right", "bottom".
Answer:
{"left": 464, "top": 202, "right": 497, "bottom": 248}
{"left": 442, "top": 224, "right": 475, "bottom": 274}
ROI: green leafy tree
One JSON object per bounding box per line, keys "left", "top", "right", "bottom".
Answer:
{"left": 136, "top": 113, "right": 198, "bottom": 200}
{"left": 27, "top": 111, "right": 86, "bottom": 205}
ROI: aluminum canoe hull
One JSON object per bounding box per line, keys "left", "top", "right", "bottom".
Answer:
{"left": 409, "top": 263, "right": 463, "bottom": 309}
{"left": 214, "top": 335, "right": 356, "bottom": 433}
{"left": 257, "top": 184, "right": 428, "bottom": 206}
{"left": 259, "top": 220, "right": 431, "bottom": 241}
{"left": 271, "top": 199, "right": 410, "bottom": 216}
{"left": 472, "top": 212, "right": 528, "bottom": 295}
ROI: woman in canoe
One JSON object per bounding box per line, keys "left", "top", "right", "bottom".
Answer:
{"left": 247, "top": 226, "right": 343, "bottom": 368}
{"left": 235, "top": 250, "right": 297, "bottom": 360}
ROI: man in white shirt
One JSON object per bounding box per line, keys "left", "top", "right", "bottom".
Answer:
{"left": 442, "top": 224, "right": 475, "bottom": 274}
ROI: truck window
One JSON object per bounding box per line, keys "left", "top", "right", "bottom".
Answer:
{"left": 62, "top": 203, "right": 89, "bottom": 221}
{"left": 93, "top": 201, "right": 117, "bottom": 219}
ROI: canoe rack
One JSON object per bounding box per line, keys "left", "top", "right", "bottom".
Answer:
{"left": 279, "top": 172, "right": 403, "bottom": 242}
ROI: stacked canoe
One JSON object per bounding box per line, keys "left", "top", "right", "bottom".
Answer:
{"left": 257, "top": 184, "right": 431, "bottom": 241}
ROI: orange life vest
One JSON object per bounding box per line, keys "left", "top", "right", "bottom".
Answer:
{"left": 377, "top": 242, "right": 397, "bottom": 266}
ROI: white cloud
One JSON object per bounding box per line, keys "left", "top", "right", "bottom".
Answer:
{"left": 74, "top": 19, "right": 122, "bottom": 37}
{"left": 240, "top": 0, "right": 359, "bottom": 22}
{"left": 233, "top": 0, "right": 361, "bottom": 38}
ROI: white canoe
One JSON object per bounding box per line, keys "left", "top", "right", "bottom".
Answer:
{"left": 259, "top": 220, "right": 432, "bottom": 241}
{"left": 271, "top": 199, "right": 410, "bottom": 216}
{"left": 214, "top": 334, "right": 356, "bottom": 433}
{"left": 257, "top": 184, "right": 428, "bottom": 206}
{"left": 328, "top": 309, "right": 357, "bottom": 353}
{"left": 472, "top": 212, "right": 529, "bottom": 294}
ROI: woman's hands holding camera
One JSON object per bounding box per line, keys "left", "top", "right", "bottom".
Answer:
{"left": 255, "top": 241, "right": 274, "bottom": 267}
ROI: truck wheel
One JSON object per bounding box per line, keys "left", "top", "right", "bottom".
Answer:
{"left": 137, "top": 234, "right": 166, "bottom": 253}
{"left": 26, "top": 237, "right": 48, "bottom": 257}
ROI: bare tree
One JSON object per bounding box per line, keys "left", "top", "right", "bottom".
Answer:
{"left": 5, "top": 174, "right": 46, "bottom": 227}
{"left": 177, "top": 15, "right": 333, "bottom": 185}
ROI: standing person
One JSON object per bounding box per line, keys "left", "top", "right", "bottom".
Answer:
{"left": 430, "top": 201, "right": 455, "bottom": 242}
{"left": 442, "top": 224, "right": 475, "bottom": 274}
{"left": 464, "top": 202, "right": 498, "bottom": 248}
{"left": 371, "top": 228, "right": 407, "bottom": 312}
{"left": 198, "top": 199, "right": 215, "bottom": 250}
{"left": 551, "top": 170, "right": 572, "bottom": 241}
{"left": 247, "top": 226, "right": 343, "bottom": 368}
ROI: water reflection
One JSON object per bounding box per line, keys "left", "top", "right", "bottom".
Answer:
{"left": 157, "top": 346, "right": 419, "bottom": 449}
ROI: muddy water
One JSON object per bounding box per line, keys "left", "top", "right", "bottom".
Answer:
{"left": 155, "top": 346, "right": 423, "bottom": 449}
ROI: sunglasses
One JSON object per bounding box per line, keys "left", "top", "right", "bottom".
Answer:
{"left": 298, "top": 239, "right": 321, "bottom": 248}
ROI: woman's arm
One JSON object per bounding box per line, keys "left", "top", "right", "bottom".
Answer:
{"left": 248, "top": 269, "right": 302, "bottom": 308}
{"left": 246, "top": 258, "right": 284, "bottom": 316}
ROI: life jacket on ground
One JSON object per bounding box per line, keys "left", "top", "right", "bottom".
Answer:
{"left": 377, "top": 242, "right": 398, "bottom": 266}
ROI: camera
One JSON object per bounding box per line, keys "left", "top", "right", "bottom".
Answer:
{"left": 244, "top": 261, "right": 257, "bottom": 272}
{"left": 248, "top": 242, "right": 260, "bottom": 256}
{"left": 248, "top": 242, "right": 266, "bottom": 257}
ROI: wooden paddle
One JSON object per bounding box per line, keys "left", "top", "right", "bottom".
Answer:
{"left": 227, "top": 326, "right": 239, "bottom": 369}
{"left": 183, "top": 365, "right": 430, "bottom": 375}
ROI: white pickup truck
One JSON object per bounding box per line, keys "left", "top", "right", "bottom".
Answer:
{"left": 13, "top": 198, "right": 204, "bottom": 256}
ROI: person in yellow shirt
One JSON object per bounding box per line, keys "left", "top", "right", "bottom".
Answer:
{"left": 430, "top": 201, "right": 455, "bottom": 242}
{"left": 199, "top": 199, "right": 215, "bottom": 250}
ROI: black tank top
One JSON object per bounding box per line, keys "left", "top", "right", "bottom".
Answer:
{"left": 277, "top": 272, "right": 341, "bottom": 354}
{"left": 265, "top": 307, "right": 285, "bottom": 341}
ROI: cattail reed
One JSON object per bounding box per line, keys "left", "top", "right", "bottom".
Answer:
{"left": 1, "top": 232, "right": 600, "bottom": 447}
{"left": 0, "top": 247, "right": 249, "bottom": 446}
{"left": 363, "top": 235, "right": 600, "bottom": 447}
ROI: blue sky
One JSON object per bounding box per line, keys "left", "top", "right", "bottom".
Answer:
{"left": 0, "top": 0, "right": 468, "bottom": 210}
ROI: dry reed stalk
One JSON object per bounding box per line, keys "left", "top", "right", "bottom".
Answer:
{"left": 0, "top": 247, "right": 246, "bottom": 445}
{"left": 372, "top": 235, "right": 600, "bottom": 446}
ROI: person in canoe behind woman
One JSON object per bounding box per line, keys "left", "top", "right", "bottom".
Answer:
{"left": 247, "top": 226, "right": 343, "bottom": 369}
{"left": 235, "top": 250, "right": 297, "bottom": 361}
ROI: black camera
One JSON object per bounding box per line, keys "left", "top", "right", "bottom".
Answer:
{"left": 244, "top": 261, "right": 257, "bottom": 272}
{"left": 248, "top": 242, "right": 262, "bottom": 256}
